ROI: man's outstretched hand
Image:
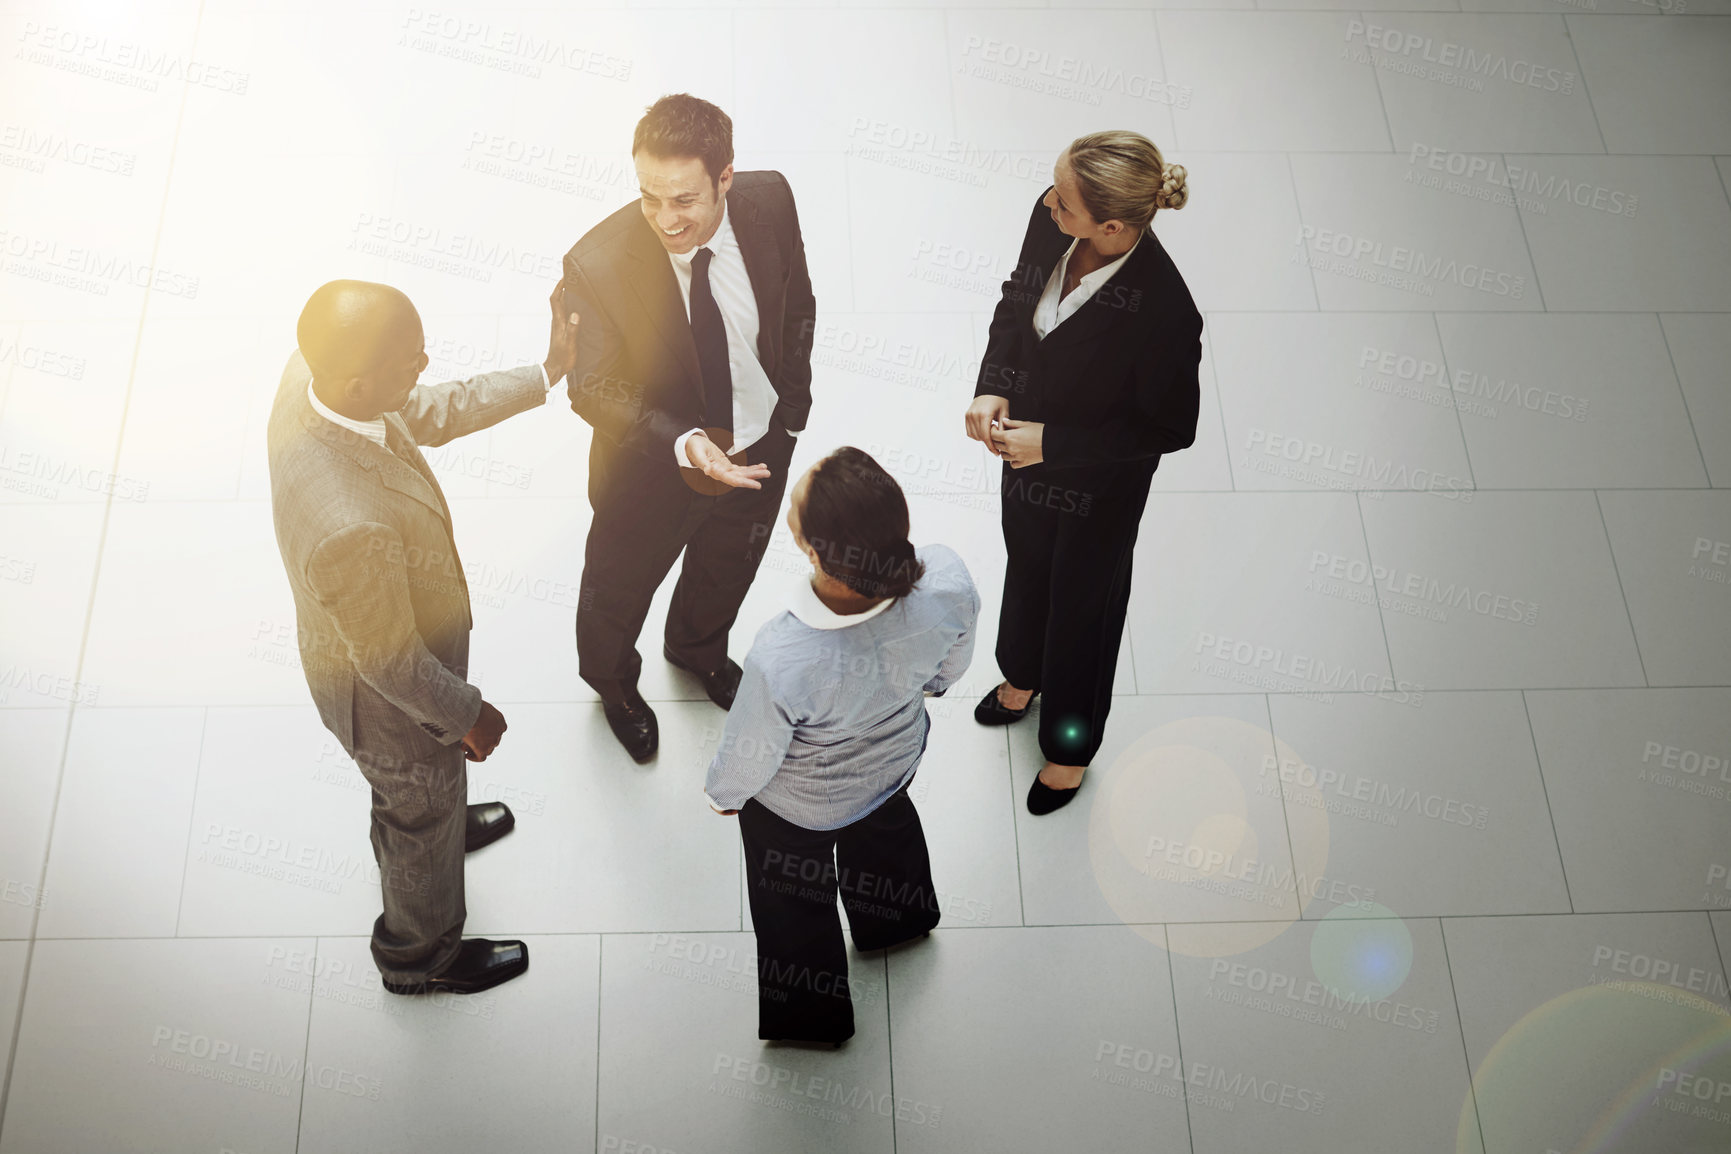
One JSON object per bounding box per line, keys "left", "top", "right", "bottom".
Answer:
{"left": 461, "top": 700, "right": 507, "bottom": 762}
{"left": 544, "top": 281, "right": 580, "bottom": 385}
{"left": 685, "top": 432, "right": 772, "bottom": 490}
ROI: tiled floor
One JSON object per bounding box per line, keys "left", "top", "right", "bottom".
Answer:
{"left": 2, "top": 2, "right": 1728, "bottom": 1152}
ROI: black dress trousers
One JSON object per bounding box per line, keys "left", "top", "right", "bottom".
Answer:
{"left": 738, "top": 782, "right": 942, "bottom": 1042}
{"left": 995, "top": 457, "right": 1155, "bottom": 766}
{"left": 575, "top": 414, "right": 797, "bottom": 700}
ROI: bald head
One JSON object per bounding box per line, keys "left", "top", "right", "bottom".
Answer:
{"left": 297, "top": 280, "right": 426, "bottom": 419}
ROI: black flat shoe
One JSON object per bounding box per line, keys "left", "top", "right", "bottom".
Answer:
{"left": 664, "top": 645, "right": 743, "bottom": 710}
{"left": 1027, "top": 774, "right": 1083, "bottom": 816}
{"left": 464, "top": 802, "right": 515, "bottom": 853}
{"left": 603, "top": 689, "right": 658, "bottom": 762}
{"left": 853, "top": 929, "right": 932, "bottom": 953}
{"left": 975, "top": 683, "right": 1036, "bottom": 726}
{"left": 382, "top": 938, "right": 529, "bottom": 996}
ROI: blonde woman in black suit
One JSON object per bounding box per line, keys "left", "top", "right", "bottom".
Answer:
{"left": 964, "top": 131, "right": 1202, "bottom": 815}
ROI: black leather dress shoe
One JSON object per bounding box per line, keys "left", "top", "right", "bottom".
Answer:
{"left": 665, "top": 645, "right": 744, "bottom": 710}
{"left": 1027, "top": 774, "right": 1083, "bottom": 816}
{"left": 975, "top": 683, "right": 1037, "bottom": 726}
{"left": 381, "top": 938, "right": 529, "bottom": 996}
{"left": 464, "top": 802, "right": 515, "bottom": 853}
{"left": 603, "top": 688, "right": 658, "bottom": 762}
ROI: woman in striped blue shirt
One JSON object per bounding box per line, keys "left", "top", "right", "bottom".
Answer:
{"left": 705, "top": 446, "right": 979, "bottom": 1045}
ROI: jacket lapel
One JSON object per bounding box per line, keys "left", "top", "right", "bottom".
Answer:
{"left": 1033, "top": 231, "right": 1158, "bottom": 352}
{"left": 624, "top": 217, "right": 703, "bottom": 407}
{"left": 299, "top": 397, "right": 450, "bottom": 524}
{"left": 729, "top": 187, "right": 783, "bottom": 372}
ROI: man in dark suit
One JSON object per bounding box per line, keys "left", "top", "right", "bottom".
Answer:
{"left": 267, "top": 279, "right": 577, "bottom": 995}
{"left": 560, "top": 93, "right": 816, "bottom": 760}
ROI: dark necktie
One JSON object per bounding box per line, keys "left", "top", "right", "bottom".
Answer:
{"left": 689, "top": 246, "right": 733, "bottom": 439}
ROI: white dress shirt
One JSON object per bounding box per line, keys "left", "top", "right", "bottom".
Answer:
{"left": 665, "top": 202, "right": 790, "bottom": 467}
{"left": 306, "top": 365, "right": 551, "bottom": 447}
{"left": 1032, "top": 232, "right": 1143, "bottom": 340}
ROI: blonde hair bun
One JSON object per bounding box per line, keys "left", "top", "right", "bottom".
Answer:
{"left": 1155, "top": 163, "right": 1189, "bottom": 211}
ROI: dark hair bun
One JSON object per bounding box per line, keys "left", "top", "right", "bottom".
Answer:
{"left": 801, "top": 447, "right": 925, "bottom": 600}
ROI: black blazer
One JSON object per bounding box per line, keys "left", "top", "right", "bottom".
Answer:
{"left": 975, "top": 188, "right": 1202, "bottom": 472}
{"left": 561, "top": 170, "right": 816, "bottom": 466}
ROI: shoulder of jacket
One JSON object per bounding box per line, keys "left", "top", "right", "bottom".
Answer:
{"left": 567, "top": 201, "right": 645, "bottom": 263}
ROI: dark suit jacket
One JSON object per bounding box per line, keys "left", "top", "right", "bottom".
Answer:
{"left": 560, "top": 170, "right": 816, "bottom": 469}
{"left": 975, "top": 188, "right": 1202, "bottom": 472}
{"left": 266, "top": 352, "right": 546, "bottom": 754}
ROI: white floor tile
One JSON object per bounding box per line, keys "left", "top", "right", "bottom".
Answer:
{"left": 1209, "top": 312, "right": 1474, "bottom": 494}
{"left": 1436, "top": 312, "right": 1707, "bottom": 488}
{"left": 1289, "top": 153, "right": 1542, "bottom": 311}
{"left": 1368, "top": 14, "right": 1603, "bottom": 153}
{"left": 1169, "top": 917, "right": 1477, "bottom": 1153}
{"left": 37, "top": 707, "right": 203, "bottom": 939}
{"left": 1358, "top": 491, "right": 1646, "bottom": 689}
{"left": 1129, "top": 492, "right": 1395, "bottom": 697}
{"left": 176, "top": 707, "right": 390, "bottom": 938}
{"left": 0, "top": 710, "right": 66, "bottom": 940}
{"left": 1267, "top": 691, "right": 1570, "bottom": 917}
{"left": 904, "top": 709, "right": 1022, "bottom": 930}
{"left": 596, "top": 932, "right": 895, "bottom": 1154}
{"left": 0, "top": 319, "right": 140, "bottom": 509}
{"left": 0, "top": 940, "right": 26, "bottom": 1117}
{"left": 1513, "top": 156, "right": 1731, "bottom": 311}
{"left": 0, "top": 503, "right": 101, "bottom": 710}
{"left": 78, "top": 500, "right": 306, "bottom": 706}
{"left": 1660, "top": 312, "right": 1731, "bottom": 488}
{"left": 1155, "top": 154, "right": 1319, "bottom": 312}
{"left": 1568, "top": 14, "right": 1731, "bottom": 153}
{"left": 1444, "top": 912, "right": 1731, "bottom": 1154}
{"left": 1526, "top": 688, "right": 1731, "bottom": 911}
{"left": 1015, "top": 695, "right": 1307, "bottom": 927}
{"left": 886, "top": 925, "right": 1192, "bottom": 1152}
{"left": 1598, "top": 490, "right": 1731, "bottom": 686}
{"left": 0, "top": 937, "right": 313, "bottom": 1154}
{"left": 461, "top": 702, "right": 743, "bottom": 935}
{"left": 296, "top": 935, "right": 600, "bottom": 1154}
{"left": 944, "top": 10, "right": 1177, "bottom": 152}
{"left": 1160, "top": 13, "right": 1392, "bottom": 151}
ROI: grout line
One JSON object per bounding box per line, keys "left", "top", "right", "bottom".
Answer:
{"left": 1501, "top": 152, "right": 1549, "bottom": 311}
{"left": 1519, "top": 690, "right": 1575, "bottom": 915}
{"left": 172, "top": 708, "right": 211, "bottom": 937}
{"left": 1559, "top": 13, "right": 1610, "bottom": 155}
{"left": 1360, "top": 10, "right": 1400, "bottom": 154}
{"left": 1202, "top": 322, "right": 1237, "bottom": 491}
{"left": 1437, "top": 921, "right": 1490, "bottom": 1154}
{"left": 0, "top": 0, "right": 204, "bottom": 1130}
{"left": 1262, "top": 695, "right": 1306, "bottom": 921}
{"left": 1005, "top": 726, "right": 1028, "bottom": 927}
{"left": 883, "top": 950, "right": 897, "bottom": 1154}
{"left": 1592, "top": 489, "right": 1650, "bottom": 687}
{"left": 1654, "top": 313, "right": 1715, "bottom": 487}
{"left": 292, "top": 937, "right": 319, "bottom": 1154}
{"left": 1427, "top": 311, "right": 1478, "bottom": 491}
{"left": 1162, "top": 923, "right": 1199, "bottom": 1154}
{"left": 593, "top": 935, "right": 604, "bottom": 1154}
{"left": 1352, "top": 490, "right": 1401, "bottom": 688}
{"left": 1707, "top": 913, "right": 1731, "bottom": 1000}
{"left": 1284, "top": 151, "right": 1323, "bottom": 310}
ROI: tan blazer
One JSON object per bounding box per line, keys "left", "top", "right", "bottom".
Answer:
{"left": 266, "top": 351, "right": 546, "bottom": 756}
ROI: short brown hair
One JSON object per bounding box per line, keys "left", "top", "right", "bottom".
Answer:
{"left": 633, "top": 94, "right": 733, "bottom": 188}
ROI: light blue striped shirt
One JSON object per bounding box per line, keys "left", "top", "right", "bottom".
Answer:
{"left": 704, "top": 544, "right": 979, "bottom": 830}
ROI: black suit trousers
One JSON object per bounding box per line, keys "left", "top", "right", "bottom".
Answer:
{"left": 576, "top": 416, "right": 797, "bottom": 698}
{"left": 738, "top": 782, "right": 941, "bottom": 1043}
{"left": 995, "top": 458, "right": 1154, "bottom": 766}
